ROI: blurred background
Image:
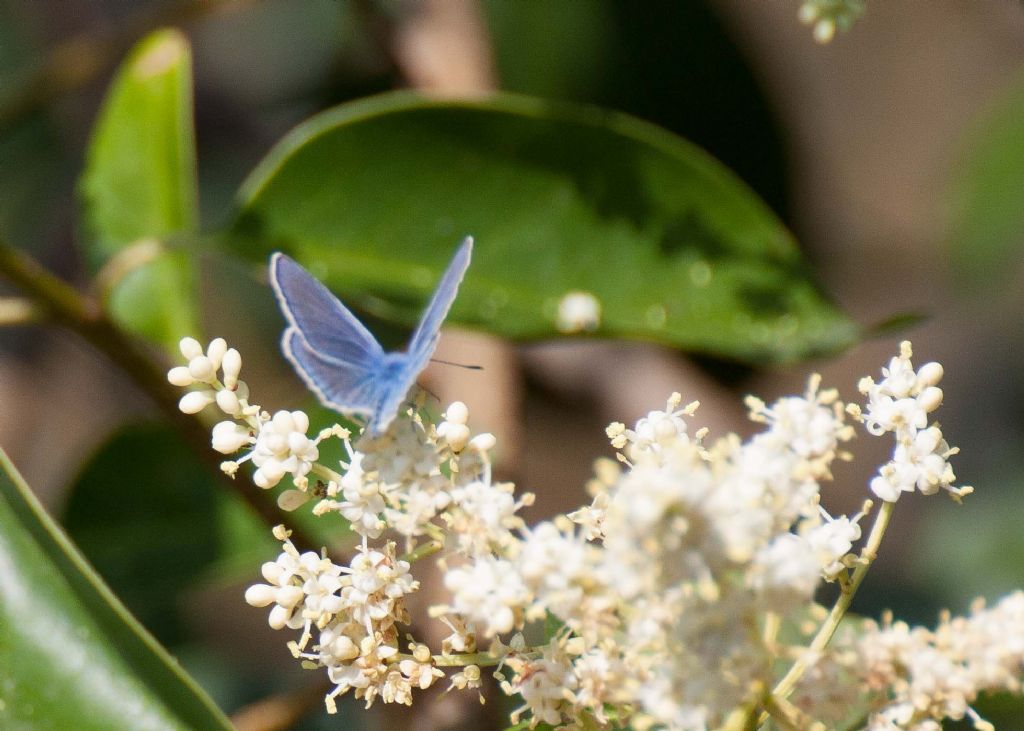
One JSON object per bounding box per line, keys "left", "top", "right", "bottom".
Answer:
{"left": 2, "top": 0, "right": 1024, "bottom": 728}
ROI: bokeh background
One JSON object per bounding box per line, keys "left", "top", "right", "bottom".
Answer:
{"left": 2, "top": 1, "right": 1024, "bottom": 728}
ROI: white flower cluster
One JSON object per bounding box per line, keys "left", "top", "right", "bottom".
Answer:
{"left": 168, "top": 337, "right": 323, "bottom": 490}
{"left": 851, "top": 341, "right": 970, "bottom": 503}
{"left": 168, "top": 339, "right": 1010, "bottom": 729}
{"left": 244, "top": 526, "right": 429, "bottom": 709}
{"left": 796, "top": 592, "right": 1024, "bottom": 730}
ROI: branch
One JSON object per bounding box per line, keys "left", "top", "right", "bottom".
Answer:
{"left": 0, "top": 240, "right": 319, "bottom": 550}
{"left": 0, "top": 296, "right": 45, "bottom": 325}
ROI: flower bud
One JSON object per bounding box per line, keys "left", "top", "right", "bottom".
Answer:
{"left": 222, "top": 348, "right": 242, "bottom": 389}
{"left": 272, "top": 410, "right": 296, "bottom": 433}
{"left": 179, "top": 336, "right": 203, "bottom": 360}
{"left": 179, "top": 390, "right": 214, "bottom": 414}
{"left": 445, "top": 401, "right": 469, "bottom": 425}
{"left": 254, "top": 460, "right": 286, "bottom": 489}
{"left": 244, "top": 584, "right": 277, "bottom": 607}
{"left": 167, "top": 366, "right": 193, "bottom": 387}
{"left": 188, "top": 355, "right": 215, "bottom": 381}
{"left": 469, "top": 432, "right": 497, "bottom": 452}
{"left": 268, "top": 604, "right": 290, "bottom": 630}
{"left": 206, "top": 338, "right": 227, "bottom": 369}
{"left": 919, "top": 386, "right": 943, "bottom": 414}
{"left": 443, "top": 423, "right": 471, "bottom": 452}
{"left": 275, "top": 585, "right": 304, "bottom": 609}
{"left": 216, "top": 389, "right": 241, "bottom": 416}
{"left": 917, "top": 362, "right": 944, "bottom": 387}
{"left": 212, "top": 421, "right": 251, "bottom": 454}
{"left": 261, "top": 561, "right": 284, "bottom": 583}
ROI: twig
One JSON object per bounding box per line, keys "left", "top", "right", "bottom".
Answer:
{"left": 768, "top": 500, "right": 895, "bottom": 707}
{"left": 0, "top": 296, "right": 45, "bottom": 325}
{"left": 0, "top": 239, "right": 319, "bottom": 550}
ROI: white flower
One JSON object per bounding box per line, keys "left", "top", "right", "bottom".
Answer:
{"left": 507, "top": 641, "right": 578, "bottom": 727}
{"left": 332, "top": 454, "right": 387, "bottom": 538}
{"left": 436, "top": 401, "right": 471, "bottom": 452}
{"left": 211, "top": 420, "right": 253, "bottom": 454}
{"left": 251, "top": 410, "right": 318, "bottom": 489}
{"left": 859, "top": 342, "right": 944, "bottom": 437}
{"left": 749, "top": 533, "right": 822, "bottom": 611}
{"left": 517, "top": 521, "right": 592, "bottom": 624}
{"left": 805, "top": 511, "right": 862, "bottom": 578}
{"left": 245, "top": 539, "right": 342, "bottom": 631}
{"left": 443, "top": 556, "right": 528, "bottom": 636}
{"left": 447, "top": 480, "right": 522, "bottom": 555}
{"left": 870, "top": 426, "right": 965, "bottom": 502}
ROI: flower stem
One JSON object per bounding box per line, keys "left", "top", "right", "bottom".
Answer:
{"left": 311, "top": 463, "right": 344, "bottom": 485}
{"left": 430, "top": 651, "right": 504, "bottom": 668}
{"left": 400, "top": 539, "right": 443, "bottom": 564}
{"left": 769, "top": 500, "right": 895, "bottom": 704}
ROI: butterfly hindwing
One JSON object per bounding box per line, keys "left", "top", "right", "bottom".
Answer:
{"left": 270, "top": 253, "right": 385, "bottom": 367}
{"left": 281, "top": 328, "right": 381, "bottom": 416}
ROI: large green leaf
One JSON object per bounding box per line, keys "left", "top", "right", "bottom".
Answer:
{"left": 61, "top": 424, "right": 224, "bottom": 646}
{"left": 78, "top": 28, "right": 199, "bottom": 351}
{"left": 62, "top": 423, "right": 347, "bottom": 628}
{"left": 947, "top": 72, "right": 1024, "bottom": 288}
{"left": 230, "top": 92, "right": 856, "bottom": 363}
{"left": 0, "top": 447, "right": 232, "bottom": 730}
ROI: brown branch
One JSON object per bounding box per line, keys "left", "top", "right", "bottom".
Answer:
{"left": 0, "top": 240, "right": 319, "bottom": 551}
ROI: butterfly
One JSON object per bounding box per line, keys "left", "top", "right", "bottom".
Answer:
{"left": 269, "top": 237, "right": 473, "bottom": 436}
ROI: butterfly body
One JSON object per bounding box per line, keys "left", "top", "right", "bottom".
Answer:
{"left": 270, "top": 238, "right": 473, "bottom": 436}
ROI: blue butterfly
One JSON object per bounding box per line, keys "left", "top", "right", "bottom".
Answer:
{"left": 269, "top": 237, "right": 473, "bottom": 436}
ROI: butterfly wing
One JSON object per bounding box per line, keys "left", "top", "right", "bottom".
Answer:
{"left": 405, "top": 237, "right": 473, "bottom": 374}
{"left": 281, "top": 329, "right": 383, "bottom": 416}
{"left": 270, "top": 253, "right": 385, "bottom": 366}
{"left": 361, "top": 238, "right": 474, "bottom": 435}
{"left": 271, "top": 253, "right": 387, "bottom": 416}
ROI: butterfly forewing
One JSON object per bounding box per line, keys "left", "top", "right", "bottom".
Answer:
{"left": 270, "top": 253, "right": 385, "bottom": 366}
{"left": 406, "top": 237, "right": 474, "bottom": 373}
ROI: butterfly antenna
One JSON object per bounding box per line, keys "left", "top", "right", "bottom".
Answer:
{"left": 430, "top": 358, "right": 484, "bottom": 370}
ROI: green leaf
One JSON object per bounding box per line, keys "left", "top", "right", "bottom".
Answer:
{"left": 0, "top": 447, "right": 232, "bottom": 730}
{"left": 61, "top": 424, "right": 222, "bottom": 646}
{"left": 79, "top": 28, "right": 199, "bottom": 351}
{"left": 229, "top": 92, "right": 856, "bottom": 364}
{"left": 62, "top": 423, "right": 346, "bottom": 616}
{"left": 947, "top": 72, "right": 1024, "bottom": 288}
